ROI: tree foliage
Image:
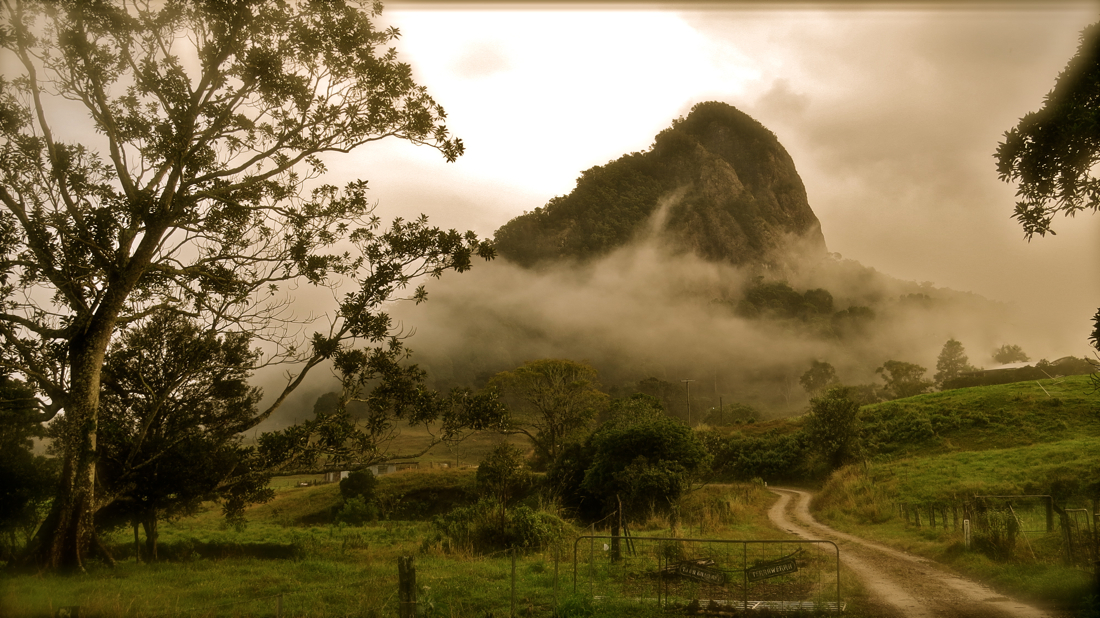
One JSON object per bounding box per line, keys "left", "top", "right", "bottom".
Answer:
{"left": 995, "top": 22, "right": 1100, "bottom": 239}
{"left": 804, "top": 387, "right": 862, "bottom": 471}
{"left": 702, "top": 401, "right": 758, "bottom": 426}
{"left": 602, "top": 392, "right": 664, "bottom": 426}
{"left": 567, "top": 411, "right": 712, "bottom": 516}
{"left": 875, "top": 360, "right": 933, "bottom": 400}
{"left": 290, "top": 365, "right": 507, "bottom": 472}
{"left": 934, "top": 339, "right": 976, "bottom": 389}
{"left": 0, "top": 376, "right": 57, "bottom": 563}
{"left": 0, "top": 0, "right": 489, "bottom": 570}
{"left": 992, "top": 344, "right": 1031, "bottom": 365}
{"left": 736, "top": 279, "right": 834, "bottom": 321}
{"left": 799, "top": 360, "right": 839, "bottom": 396}
{"left": 493, "top": 101, "right": 824, "bottom": 267}
{"left": 339, "top": 469, "right": 379, "bottom": 503}
{"left": 476, "top": 442, "right": 531, "bottom": 535}
{"left": 476, "top": 443, "right": 531, "bottom": 507}
{"left": 492, "top": 359, "right": 607, "bottom": 466}
{"left": 335, "top": 469, "right": 379, "bottom": 526}
{"left": 707, "top": 429, "right": 806, "bottom": 483}
{"left": 995, "top": 20, "right": 1100, "bottom": 390}
{"left": 91, "top": 311, "right": 272, "bottom": 549}
{"left": 633, "top": 377, "right": 688, "bottom": 422}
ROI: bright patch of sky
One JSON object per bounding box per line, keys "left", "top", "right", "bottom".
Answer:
{"left": 384, "top": 10, "right": 759, "bottom": 198}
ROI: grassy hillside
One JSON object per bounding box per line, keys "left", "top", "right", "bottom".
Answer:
{"left": 859, "top": 375, "right": 1100, "bottom": 459}
{"left": 813, "top": 374, "right": 1100, "bottom": 610}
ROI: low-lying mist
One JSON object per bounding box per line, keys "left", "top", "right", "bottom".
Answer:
{"left": 386, "top": 205, "right": 1025, "bottom": 419}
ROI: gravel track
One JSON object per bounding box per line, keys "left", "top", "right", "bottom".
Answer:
{"left": 767, "top": 487, "right": 1056, "bottom": 618}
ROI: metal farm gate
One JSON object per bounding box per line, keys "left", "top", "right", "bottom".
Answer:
{"left": 573, "top": 536, "right": 843, "bottom": 614}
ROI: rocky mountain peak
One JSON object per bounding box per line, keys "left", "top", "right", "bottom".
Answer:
{"left": 494, "top": 101, "right": 827, "bottom": 269}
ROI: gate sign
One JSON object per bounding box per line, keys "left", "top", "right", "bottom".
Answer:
{"left": 677, "top": 562, "right": 727, "bottom": 585}
{"left": 747, "top": 558, "right": 798, "bottom": 582}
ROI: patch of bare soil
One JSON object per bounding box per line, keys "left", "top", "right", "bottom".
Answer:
{"left": 767, "top": 488, "right": 1057, "bottom": 618}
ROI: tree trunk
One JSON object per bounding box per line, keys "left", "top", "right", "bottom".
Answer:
{"left": 91, "top": 528, "right": 116, "bottom": 568}
{"left": 25, "top": 434, "right": 96, "bottom": 571}
{"left": 142, "top": 512, "right": 159, "bottom": 562}
{"left": 133, "top": 518, "right": 141, "bottom": 564}
{"left": 25, "top": 330, "right": 111, "bottom": 571}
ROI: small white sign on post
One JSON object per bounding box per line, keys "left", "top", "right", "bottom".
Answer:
{"left": 963, "top": 519, "right": 971, "bottom": 549}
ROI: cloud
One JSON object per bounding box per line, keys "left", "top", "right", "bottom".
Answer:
{"left": 679, "top": 8, "right": 1099, "bottom": 343}
{"left": 755, "top": 78, "right": 809, "bottom": 120}
{"left": 452, "top": 41, "right": 512, "bottom": 79}
{"left": 385, "top": 195, "right": 1025, "bottom": 419}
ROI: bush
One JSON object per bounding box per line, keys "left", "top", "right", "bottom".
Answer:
{"left": 710, "top": 430, "right": 807, "bottom": 482}
{"left": 703, "top": 402, "right": 758, "bottom": 426}
{"left": 972, "top": 508, "right": 1018, "bottom": 561}
{"left": 509, "top": 505, "right": 567, "bottom": 549}
{"left": 340, "top": 469, "right": 378, "bottom": 501}
{"left": 334, "top": 495, "right": 378, "bottom": 527}
{"left": 431, "top": 500, "right": 569, "bottom": 553}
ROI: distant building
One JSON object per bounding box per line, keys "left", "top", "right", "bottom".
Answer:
{"left": 321, "top": 462, "right": 419, "bottom": 482}
{"left": 367, "top": 461, "right": 419, "bottom": 476}
{"left": 322, "top": 470, "right": 350, "bottom": 483}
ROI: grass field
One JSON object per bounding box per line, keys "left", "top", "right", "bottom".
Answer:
{"left": 859, "top": 375, "right": 1100, "bottom": 458}
{"left": 813, "top": 374, "right": 1100, "bottom": 610}
{"left": 8, "top": 377, "right": 1095, "bottom": 616}
{"left": 6, "top": 472, "right": 868, "bottom": 618}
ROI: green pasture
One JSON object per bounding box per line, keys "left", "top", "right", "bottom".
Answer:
{"left": 860, "top": 375, "right": 1100, "bottom": 458}
{"left": 5, "top": 475, "right": 866, "bottom": 618}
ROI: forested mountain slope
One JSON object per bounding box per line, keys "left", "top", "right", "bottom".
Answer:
{"left": 494, "top": 102, "right": 827, "bottom": 269}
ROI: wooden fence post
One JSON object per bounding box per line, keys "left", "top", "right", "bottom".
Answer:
{"left": 1045, "top": 496, "right": 1054, "bottom": 533}
{"left": 398, "top": 556, "right": 417, "bottom": 618}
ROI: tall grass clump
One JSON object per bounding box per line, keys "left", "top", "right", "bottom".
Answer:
{"left": 429, "top": 500, "right": 571, "bottom": 554}
{"left": 815, "top": 464, "right": 898, "bottom": 525}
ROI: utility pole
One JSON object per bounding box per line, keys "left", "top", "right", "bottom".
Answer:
{"left": 681, "top": 379, "right": 695, "bottom": 427}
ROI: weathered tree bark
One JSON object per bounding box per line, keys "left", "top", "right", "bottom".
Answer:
{"left": 91, "top": 529, "right": 116, "bottom": 568}
{"left": 25, "top": 324, "right": 114, "bottom": 571}
{"left": 142, "top": 512, "right": 159, "bottom": 562}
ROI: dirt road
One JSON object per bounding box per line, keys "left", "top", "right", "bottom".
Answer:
{"left": 768, "top": 487, "right": 1056, "bottom": 618}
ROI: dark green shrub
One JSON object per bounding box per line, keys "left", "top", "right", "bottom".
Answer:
{"left": 509, "top": 505, "right": 566, "bottom": 549}
{"left": 339, "top": 469, "right": 378, "bottom": 501}
{"left": 431, "top": 501, "right": 569, "bottom": 553}
{"left": 710, "top": 430, "right": 807, "bottom": 482}
{"left": 334, "top": 495, "right": 378, "bottom": 527}
{"left": 972, "top": 508, "right": 1018, "bottom": 561}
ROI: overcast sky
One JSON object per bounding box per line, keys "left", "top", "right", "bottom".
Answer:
{"left": 323, "top": 2, "right": 1099, "bottom": 354}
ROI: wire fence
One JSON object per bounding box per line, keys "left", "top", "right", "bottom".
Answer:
{"left": 572, "top": 535, "right": 843, "bottom": 614}
{"left": 49, "top": 533, "right": 844, "bottom": 617}
{"left": 897, "top": 495, "right": 1100, "bottom": 571}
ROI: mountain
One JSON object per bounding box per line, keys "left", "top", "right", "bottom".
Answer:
{"left": 494, "top": 101, "right": 827, "bottom": 268}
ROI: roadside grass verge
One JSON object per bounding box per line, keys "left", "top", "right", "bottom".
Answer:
{"left": 814, "top": 456, "right": 1098, "bottom": 609}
